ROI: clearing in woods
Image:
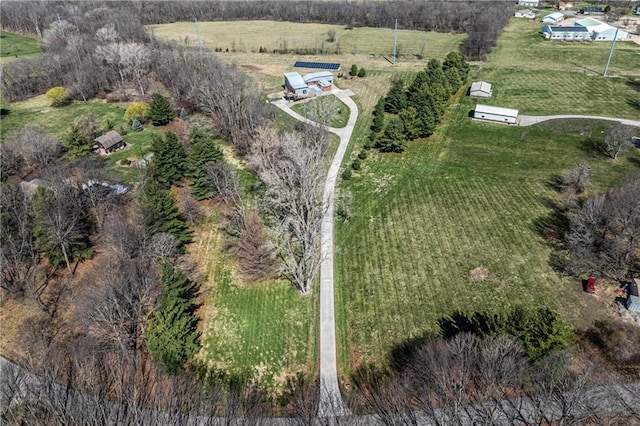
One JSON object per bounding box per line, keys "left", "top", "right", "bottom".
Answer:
{"left": 0, "top": 31, "right": 42, "bottom": 63}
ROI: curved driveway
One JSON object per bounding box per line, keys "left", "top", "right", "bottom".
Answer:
{"left": 273, "top": 88, "right": 357, "bottom": 417}
{"left": 519, "top": 114, "right": 640, "bottom": 127}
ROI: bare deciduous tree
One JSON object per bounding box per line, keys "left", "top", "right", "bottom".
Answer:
{"left": 3, "top": 125, "right": 62, "bottom": 172}
{"left": 205, "top": 160, "right": 241, "bottom": 205}
{"left": 236, "top": 212, "right": 276, "bottom": 282}
{"left": 249, "top": 128, "right": 327, "bottom": 295}
{"left": 604, "top": 123, "right": 636, "bottom": 160}
{"left": 176, "top": 187, "right": 204, "bottom": 226}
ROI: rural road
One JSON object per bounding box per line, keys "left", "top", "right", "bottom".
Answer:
{"left": 519, "top": 114, "right": 640, "bottom": 127}
{"left": 273, "top": 88, "right": 358, "bottom": 417}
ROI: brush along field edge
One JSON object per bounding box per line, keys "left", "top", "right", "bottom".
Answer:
{"left": 273, "top": 88, "right": 357, "bottom": 417}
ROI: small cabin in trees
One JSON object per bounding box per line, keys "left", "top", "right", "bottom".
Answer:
{"left": 93, "top": 131, "right": 125, "bottom": 155}
{"left": 473, "top": 104, "right": 519, "bottom": 124}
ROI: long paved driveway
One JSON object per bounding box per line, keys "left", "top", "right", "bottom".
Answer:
{"left": 519, "top": 114, "right": 640, "bottom": 127}
{"left": 273, "top": 89, "right": 358, "bottom": 417}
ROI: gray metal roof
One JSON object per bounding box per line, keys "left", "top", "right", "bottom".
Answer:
{"left": 475, "top": 104, "right": 519, "bottom": 117}
{"left": 470, "top": 81, "right": 492, "bottom": 94}
{"left": 284, "top": 72, "right": 307, "bottom": 90}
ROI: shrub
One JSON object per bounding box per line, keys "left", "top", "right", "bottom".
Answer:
{"left": 357, "top": 67, "right": 367, "bottom": 77}
{"left": 132, "top": 119, "right": 143, "bottom": 132}
{"left": 342, "top": 169, "right": 352, "bottom": 180}
{"left": 45, "top": 86, "right": 67, "bottom": 107}
{"left": 350, "top": 64, "right": 358, "bottom": 77}
{"left": 351, "top": 159, "right": 361, "bottom": 170}
{"left": 120, "top": 159, "right": 131, "bottom": 166}
{"left": 124, "top": 102, "right": 149, "bottom": 123}
{"left": 358, "top": 150, "right": 368, "bottom": 160}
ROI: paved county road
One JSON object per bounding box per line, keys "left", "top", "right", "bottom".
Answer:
{"left": 519, "top": 115, "right": 640, "bottom": 127}
{"left": 273, "top": 88, "right": 358, "bottom": 417}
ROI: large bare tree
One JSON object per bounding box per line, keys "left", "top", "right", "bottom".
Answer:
{"left": 249, "top": 128, "right": 327, "bottom": 295}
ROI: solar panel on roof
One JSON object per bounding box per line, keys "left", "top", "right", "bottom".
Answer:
{"left": 294, "top": 61, "right": 341, "bottom": 70}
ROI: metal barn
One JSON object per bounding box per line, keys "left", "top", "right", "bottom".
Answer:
{"left": 473, "top": 104, "right": 519, "bottom": 124}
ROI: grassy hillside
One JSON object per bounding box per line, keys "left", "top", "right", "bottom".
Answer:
{"left": 0, "top": 31, "right": 42, "bottom": 63}
{"left": 335, "top": 93, "right": 640, "bottom": 374}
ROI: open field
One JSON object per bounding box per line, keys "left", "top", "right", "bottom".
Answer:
{"left": 190, "top": 215, "right": 317, "bottom": 392}
{"left": 335, "top": 92, "right": 640, "bottom": 374}
{"left": 0, "top": 31, "right": 42, "bottom": 63}
{"left": 486, "top": 18, "right": 639, "bottom": 76}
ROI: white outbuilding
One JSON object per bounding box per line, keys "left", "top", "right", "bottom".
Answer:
{"left": 473, "top": 104, "right": 519, "bottom": 124}
{"left": 542, "top": 12, "right": 564, "bottom": 23}
{"left": 592, "top": 26, "right": 628, "bottom": 41}
{"left": 469, "top": 81, "right": 492, "bottom": 98}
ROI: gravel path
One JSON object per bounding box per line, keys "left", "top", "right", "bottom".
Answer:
{"left": 272, "top": 88, "right": 358, "bottom": 417}
{"left": 519, "top": 115, "right": 640, "bottom": 127}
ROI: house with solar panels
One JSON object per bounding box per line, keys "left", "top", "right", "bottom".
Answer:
{"left": 284, "top": 72, "right": 311, "bottom": 100}
{"left": 303, "top": 71, "right": 333, "bottom": 93}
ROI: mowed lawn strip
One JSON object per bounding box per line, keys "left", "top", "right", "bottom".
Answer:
{"left": 0, "top": 30, "right": 42, "bottom": 62}
{"left": 190, "top": 215, "right": 317, "bottom": 390}
{"left": 335, "top": 94, "right": 640, "bottom": 374}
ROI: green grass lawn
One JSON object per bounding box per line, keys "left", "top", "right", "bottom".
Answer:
{"left": 190, "top": 215, "right": 317, "bottom": 395}
{"left": 291, "top": 95, "right": 351, "bottom": 128}
{"left": 335, "top": 94, "right": 640, "bottom": 375}
{"left": 0, "top": 31, "right": 42, "bottom": 62}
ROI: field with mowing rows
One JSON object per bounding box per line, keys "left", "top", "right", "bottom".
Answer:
{"left": 0, "top": 31, "right": 42, "bottom": 63}
{"left": 335, "top": 93, "right": 640, "bottom": 374}
{"left": 190, "top": 215, "right": 317, "bottom": 393}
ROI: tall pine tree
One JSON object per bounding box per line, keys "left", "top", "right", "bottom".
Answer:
{"left": 385, "top": 79, "right": 408, "bottom": 113}
{"left": 148, "top": 93, "right": 175, "bottom": 126}
{"left": 143, "top": 180, "right": 191, "bottom": 247}
{"left": 63, "top": 124, "right": 93, "bottom": 160}
{"left": 371, "top": 97, "right": 386, "bottom": 133}
{"left": 146, "top": 263, "right": 199, "bottom": 372}
{"left": 188, "top": 127, "right": 224, "bottom": 200}
{"left": 150, "top": 131, "right": 186, "bottom": 187}
{"left": 376, "top": 118, "right": 407, "bottom": 153}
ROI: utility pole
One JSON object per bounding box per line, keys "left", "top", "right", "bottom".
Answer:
{"left": 392, "top": 18, "right": 398, "bottom": 65}
{"left": 194, "top": 18, "right": 203, "bottom": 57}
{"left": 603, "top": 27, "right": 619, "bottom": 77}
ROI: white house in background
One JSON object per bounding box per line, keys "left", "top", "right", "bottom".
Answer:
{"left": 515, "top": 9, "right": 536, "bottom": 19}
{"left": 518, "top": 0, "right": 539, "bottom": 7}
{"left": 473, "top": 104, "right": 519, "bottom": 124}
{"left": 575, "top": 17, "right": 629, "bottom": 41}
{"left": 540, "top": 25, "right": 592, "bottom": 41}
{"left": 542, "top": 12, "right": 564, "bottom": 23}
{"left": 469, "top": 81, "right": 492, "bottom": 98}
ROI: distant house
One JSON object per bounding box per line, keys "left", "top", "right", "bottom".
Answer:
{"left": 469, "top": 81, "right": 492, "bottom": 98}
{"left": 473, "top": 104, "right": 519, "bottom": 124}
{"left": 303, "top": 71, "right": 334, "bottom": 94}
{"left": 636, "top": 5, "right": 640, "bottom": 15}
{"left": 542, "top": 12, "right": 565, "bottom": 23}
{"left": 284, "top": 72, "right": 311, "bottom": 99}
{"left": 93, "top": 131, "right": 125, "bottom": 155}
{"left": 579, "top": 6, "right": 603, "bottom": 14}
{"left": 541, "top": 25, "right": 592, "bottom": 40}
{"left": 515, "top": 9, "right": 536, "bottom": 18}
{"left": 518, "top": 0, "right": 539, "bottom": 7}
{"left": 558, "top": 1, "right": 574, "bottom": 10}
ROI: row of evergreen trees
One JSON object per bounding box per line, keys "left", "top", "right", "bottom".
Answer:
{"left": 370, "top": 51, "right": 469, "bottom": 153}
{"left": 141, "top": 126, "right": 224, "bottom": 372}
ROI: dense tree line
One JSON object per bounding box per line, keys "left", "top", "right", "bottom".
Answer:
{"left": 371, "top": 51, "right": 469, "bottom": 152}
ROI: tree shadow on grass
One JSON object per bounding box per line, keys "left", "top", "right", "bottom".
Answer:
{"left": 581, "top": 136, "right": 608, "bottom": 158}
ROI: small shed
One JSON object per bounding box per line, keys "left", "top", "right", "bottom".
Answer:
{"left": 303, "top": 71, "right": 334, "bottom": 92}
{"left": 473, "top": 104, "right": 519, "bottom": 124}
{"left": 543, "top": 12, "right": 564, "bottom": 23}
{"left": 469, "top": 81, "right": 492, "bottom": 98}
{"left": 515, "top": 9, "right": 536, "bottom": 19}
{"left": 93, "top": 131, "right": 124, "bottom": 155}
{"left": 284, "top": 72, "right": 310, "bottom": 99}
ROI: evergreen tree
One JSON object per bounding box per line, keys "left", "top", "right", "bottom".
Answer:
{"left": 188, "top": 127, "right": 224, "bottom": 200}
{"left": 132, "top": 119, "right": 143, "bottom": 132}
{"left": 350, "top": 64, "right": 359, "bottom": 77}
{"left": 179, "top": 108, "right": 189, "bottom": 122}
{"left": 148, "top": 93, "right": 175, "bottom": 126}
{"left": 150, "top": 131, "right": 187, "bottom": 187}
{"left": 411, "top": 91, "right": 438, "bottom": 138}
{"left": 143, "top": 180, "right": 191, "bottom": 247}
{"left": 371, "top": 97, "right": 385, "bottom": 133}
{"left": 385, "top": 79, "right": 408, "bottom": 113}
{"left": 30, "top": 186, "right": 92, "bottom": 273}
{"left": 425, "top": 59, "right": 451, "bottom": 107}
{"left": 443, "top": 51, "right": 470, "bottom": 78}
{"left": 376, "top": 118, "right": 407, "bottom": 153}
{"left": 357, "top": 67, "right": 367, "bottom": 77}
{"left": 399, "top": 107, "right": 421, "bottom": 140}
{"left": 444, "top": 67, "right": 463, "bottom": 94}
{"left": 146, "top": 263, "right": 199, "bottom": 372}
{"left": 63, "top": 124, "right": 93, "bottom": 160}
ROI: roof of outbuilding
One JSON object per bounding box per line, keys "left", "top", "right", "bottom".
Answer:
{"left": 575, "top": 17, "right": 605, "bottom": 27}
{"left": 548, "top": 26, "right": 590, "bottom": 32}
{"left": 475, "top": 104, "right": 519, "bottom": 117}
{"left": 284, "top": 72, "right": 307, "bottom": 90}
{"left": 303, "top": 71, "right": 333, "bottom": 82}
{"left": 94, "top": 131, "right": 123, "bottom": 150}
{"left": 544, "top": 12, "right": 564, "bottom": 19}
{"left": 470, "top": 81, "right": 492, "bottom": 93}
